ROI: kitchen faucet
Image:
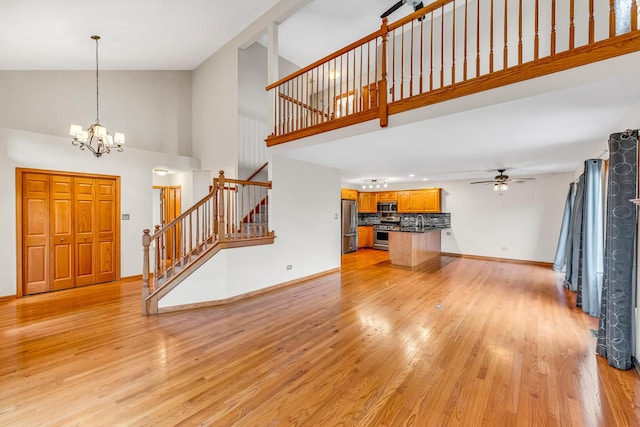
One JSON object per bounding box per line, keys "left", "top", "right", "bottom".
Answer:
{"left": 416, "top": 215, "right": 424, "bottom": 227}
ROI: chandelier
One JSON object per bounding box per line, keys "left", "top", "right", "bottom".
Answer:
{"left": 69, "top": 35, "right": 125, "bottom": 157}
{"left": 361, "top": 179, "right": 388, "bottom": 189}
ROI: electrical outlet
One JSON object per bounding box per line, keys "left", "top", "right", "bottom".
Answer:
{"left": 446, "top": 231, "right": 451, "bottom": 235}
{"left": 501, "top": 247, "right": 508, "bottom": 251}
{"left": 122, "top": 214, "right": 130, "bottom": 220}
{"left": 286, "top": 264, "right": 292, "bottom": 270}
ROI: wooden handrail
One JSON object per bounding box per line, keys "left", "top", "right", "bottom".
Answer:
{"left": 265, "top": 0, "right": 640, "bottom": 146}
{"left": 245, "top": 162, "right": 269, "bottom": 182}
{"left": 266, "top": 29, "right": 384, "bottom": 91}
{"left": 278, "top": 93, "right": 330, "bottom": 119}
{"left": 387, "top": 0, "right": 455, "bottom": 32}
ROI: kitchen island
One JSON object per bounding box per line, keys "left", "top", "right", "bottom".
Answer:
{"left": 388, "top": 228, "right": 442, "bottom": 267}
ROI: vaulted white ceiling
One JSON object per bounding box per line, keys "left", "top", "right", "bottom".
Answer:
{"left": 0, "top": 0, "right": 281, "bottom": 70}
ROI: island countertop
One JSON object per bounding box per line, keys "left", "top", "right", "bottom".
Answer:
{"left": 388, "top": 228, "right": 441, "bottom": 267}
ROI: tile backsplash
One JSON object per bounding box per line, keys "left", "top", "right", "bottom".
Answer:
{"left": 358, "top": 212, "right": 451, "bottom": 228}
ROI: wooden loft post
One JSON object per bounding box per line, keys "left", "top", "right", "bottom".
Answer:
{"left": 379, "top": 18, "right": 389, "bottom": 128}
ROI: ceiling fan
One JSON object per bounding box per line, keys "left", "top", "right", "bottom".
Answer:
{"left": 381, "top": 0, "right": 424, "bottom": 19}
{"left": 470, "top": 169, "right": 536, "bottom": 192}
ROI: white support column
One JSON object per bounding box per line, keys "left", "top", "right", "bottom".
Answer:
{"left": 267, "top": 21, "right": 279, "bottom": 137}
{"left": 267, "top": 21, "right": 279, "bottom": 84}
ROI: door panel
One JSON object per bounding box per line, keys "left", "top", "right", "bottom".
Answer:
{"left": 96, "top": 179, "right": 116, "bottom": 283}
{"left": 75, "top": 178, "right": 95, "bottom": 286}
{"left": 19, "top": 170, "right": 119, "bottom": 295}
{"left": 50, "top": 175, "right": 74, "bottom": 290}
{"left": 23, "top": 173, "right": 49, "bottom": 295}
{"left": 161, "top": 186, "right": 181, "bottom": 263}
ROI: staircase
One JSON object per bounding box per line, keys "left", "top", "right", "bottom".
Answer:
{"left": 141, "top": 170, "right": 274, "bottom": 315}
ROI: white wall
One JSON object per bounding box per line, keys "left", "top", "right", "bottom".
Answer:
{"left": 159, "top": 155, "right": 341, "bottom": 308}
{"left": 0, "top": 71, "right": 193, "bottom": 156}
{"left": 356, "top": 172, "right": 572, "bottom": 263}
{"left": 0, "top": 127, "right": 199, "bottom": 297}
{"left": 192, "top": 0, "right": 309, "bottom": 178}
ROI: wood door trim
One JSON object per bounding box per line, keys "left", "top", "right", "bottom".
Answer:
{"left": 16, "top": 168, "right": 121, "bottom": 297}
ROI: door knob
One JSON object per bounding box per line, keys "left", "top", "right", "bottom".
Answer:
{"left": 61, "top": 238, "right": 64, "bottom": 241}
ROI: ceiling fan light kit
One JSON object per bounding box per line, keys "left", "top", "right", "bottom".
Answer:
{"left": 471, "top": 169, "right": 535, "bottom": 195}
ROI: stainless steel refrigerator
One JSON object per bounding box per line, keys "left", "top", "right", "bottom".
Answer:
{"left": 341, "top": 199, "right": 358, "bottom": 254}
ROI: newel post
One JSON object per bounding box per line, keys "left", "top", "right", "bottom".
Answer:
{"left": 379, "top": 18, "right": 389, "bottom": 129}
{"left": 218, "top": 170, "right": 226, "bottom": 240}
{"left": 141, "top": 229, "right": 151, "bottom": 316}
{"left": 632, "top": 0, "right": 638, "bottom": 31}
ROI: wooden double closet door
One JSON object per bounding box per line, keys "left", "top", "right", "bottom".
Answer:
{"left": 19, "top": 169, "right": 120, "bottom": 295}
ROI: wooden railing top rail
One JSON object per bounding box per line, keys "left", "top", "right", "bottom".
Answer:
{"left": 151, "top": 187, "right": 215, "bottom": 240}
{"left": 245, "top": 162, "right": 269, "bottom": 182}
{"left": 387, "top": 0, "right": 455, "bottom": 31}
{"left": 219, "top": 176, "right": 273, "bottom": 188}
{"left": 266, "top": 28, "right": 385, "bottom": 91}
{"left": 279, "top": 93, "right": 330, "bottom": 118}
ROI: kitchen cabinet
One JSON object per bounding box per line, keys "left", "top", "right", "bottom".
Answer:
{"left": 397, "top": 189, "right": 441, "bottom": 213}
{"left": 422, "top": 188, "right": 441, "bottom": 212}
{"left": 358, "top": 226, "right": 373, "bottom": 248}
{"left": 341, "top": 188, "right": 357, "bottom": 200}
{"left": 358, "top": 192, "right": 376, "bottom": 213}
{"left": 375, "top": 191, "right": 397, "bottom": 202}
{"left": 397, "top": 191, "right": 412, "bottom": 212}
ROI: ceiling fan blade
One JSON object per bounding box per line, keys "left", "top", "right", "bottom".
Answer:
{"left": 381, "top": 0, "right": 405, "bottom": 18}
{"left": 470, "top": 180, "right": 497, "bottom": 184}
{"left": 507, "top": 177, "right": 536, "bottom": 181}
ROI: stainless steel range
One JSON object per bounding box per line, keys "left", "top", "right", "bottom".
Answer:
{"left": 373, "top": 217, "right": 400, "bottom": 250}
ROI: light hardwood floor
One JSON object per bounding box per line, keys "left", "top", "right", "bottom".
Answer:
{"left": 1, "top": 250, "right": 638, "bottom": 425}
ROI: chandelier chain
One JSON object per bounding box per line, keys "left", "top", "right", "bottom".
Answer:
{"left": 95, "top": 36, "right": 99, "bottom": 124}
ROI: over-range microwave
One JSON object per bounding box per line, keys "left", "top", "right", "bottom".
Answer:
{"left": 377, "top": 201, "right": 397, "bottom": 214}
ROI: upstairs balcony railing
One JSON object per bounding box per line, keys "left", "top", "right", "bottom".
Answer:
{"left": 266, "top": 0, "right": 640, "bottom": 146}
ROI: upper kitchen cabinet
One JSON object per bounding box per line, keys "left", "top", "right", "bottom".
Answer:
{"left": 341, "top": 188, "right": 358, "bottom": 200}
{"left": 397, "top": 189, "right": 441, "bottom": 213}
{"left": 397, "top": 191, "right": 412, "bottom": 212}
{"left": 376, "top": 192, "right": 397, "bottom": 202}
{"left": 358, "top": 192, "right": 376, "bottom": 213}
{"left": 422, "top": 188, "right": 441, "bottom": 212}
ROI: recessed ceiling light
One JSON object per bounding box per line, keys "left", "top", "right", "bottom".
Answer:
{"left": 409, "top": 174, "right": 415, "bottom": 177}
{"left": 422, "top": 178, "right": 429, "bottom": 181}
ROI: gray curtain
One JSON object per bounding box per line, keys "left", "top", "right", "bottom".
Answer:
{"left": 579, "top": 159, "right": 604, "bottom": 317}
{"left": 566, "top": 175, "right": 585, "bottom": 291}
{"left": 553, "top": 183, "right": 575, "bottom": 272}
{"left": 597, "top": 131, "right": 637, "bottom": 370}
